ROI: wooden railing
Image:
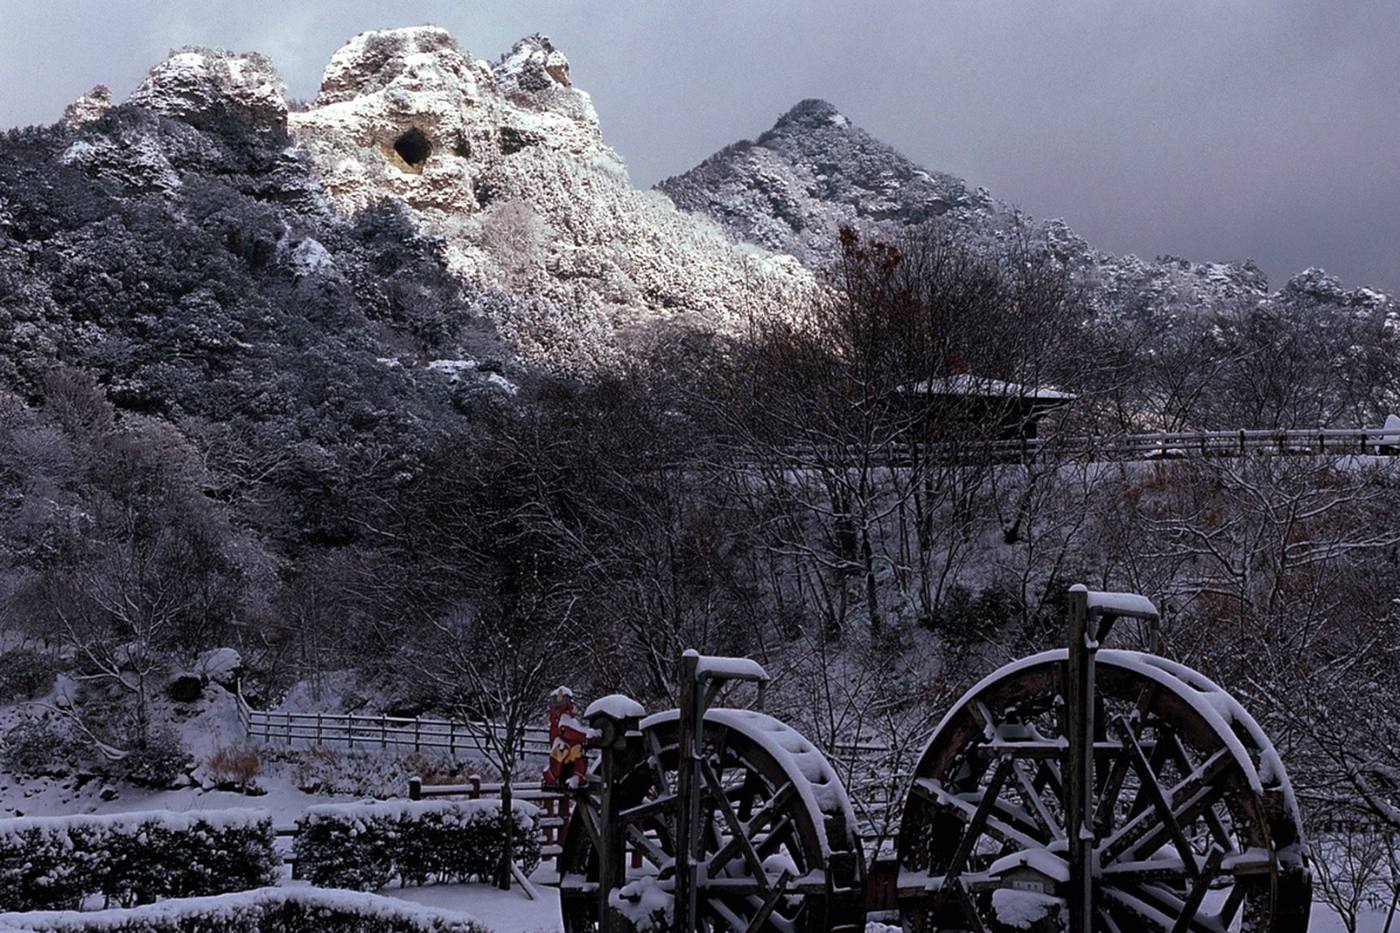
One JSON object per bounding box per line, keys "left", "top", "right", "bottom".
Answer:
{"left": 990, "top": 426, "right": 1400, "bottom": 463}
{"left": 775, "top": 426, "right": 1400, "bottom": 469}
{"left": 408, "top": 777, "right": 570, "bottom": 862}
{"left": 235, "top": 685, "right": 551, "bottom": 762}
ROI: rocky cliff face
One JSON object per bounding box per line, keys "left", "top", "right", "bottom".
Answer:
{"left": 283, "top": 27, "right": 814, "bottom": 372}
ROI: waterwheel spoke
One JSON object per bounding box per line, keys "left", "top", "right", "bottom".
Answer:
{"left": 933, "top": 758, "right": 1014, "bottom": 911}
{"left": 645, "top": 727, "right": 672, "bottom": 796}
{"left": 575, "top": 796, "right": 605, "bottom": 856}
{"left": 1101, "top": 885, "right": 1222, "bottom": 933}
{"left": 1169, "top": 847, "right": 1225, "bottom": 933}
{"left": 709, "top": 782, "right": 795, "bottom": 876}
{"left": 737, "top": 767, "right": 762, "bottom": 821}
{"left": 702, "top": 757, "right": 772, "bottom": 889}
{"left": 1161, "top": 732, "right": 1234, "bottom": 852}
{"left": 754, "top": 814, "right": 795, "bottom": 858}
{"left": 950, "top": 876, "right": 989, "bottom": 933}
{"left": 742, "top": 870, "right": 793, "bottom": 933}
{"left": 702, "top": 727, "right": 734, "bottom": 849}
{"left": 916, "top": 776, "right": 1042, "bottom": 851}
{"left": 1116, "top": 714, "right": 1201, "bottom": 878}
{"left": 1125, "top": 725, "right": 1174, "bottom": 822}
{"left": 620, "top": 792, "right": 676, "bottom": 823}
{"left": 1101, "top": 747, "right": 1231, "bottom": 864}
{"left": 1217, "top": 880, "right": 1246, "bottom": 927}
{"left": 624, "top": 823, "right": 672, "bottom": 869}
{"left": 1095, "top": 905, "right": 1126, "bottom": 933}
{"left": 1011, "top": 755, "right": 1064, "bottom": 842}
{"left": 1096, "top": 684, "right": 1159, "bottom": 834}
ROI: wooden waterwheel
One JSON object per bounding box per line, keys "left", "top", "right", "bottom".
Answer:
{"left": 557, "top": 707, "right": 867, "bottom": 932}
{"left": 896, "top": 635, "right": 1312, "bottom": 932}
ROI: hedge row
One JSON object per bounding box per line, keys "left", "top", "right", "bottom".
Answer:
{"left": 0, "top": 810, "right": 279, "bottom": 911}
{"left": 0, "top": 887, "right": 489, "bottom": 932}
{"left": 293, "top": 798, "right": 541, "bottom": 890}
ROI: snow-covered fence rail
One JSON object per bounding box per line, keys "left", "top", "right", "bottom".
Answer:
{"left": 235, "top": 686, "right": 550, "bottom": 762}
{"left": 996, "top": 425, "right": 1400, "bottom": 462}
{"left": 783, "top": 426, "right": 1400, "bottom": 468}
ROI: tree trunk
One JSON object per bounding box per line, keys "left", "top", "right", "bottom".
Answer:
{"left": 496, "top": 763, "right": 514, "bottom": 890}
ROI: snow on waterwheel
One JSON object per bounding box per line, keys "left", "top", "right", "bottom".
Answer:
{"left": 558, "top": 708, "right": 867, "bottom": 932}
{"left": 896, "top": 648, "right": 1311, "bottom": 932}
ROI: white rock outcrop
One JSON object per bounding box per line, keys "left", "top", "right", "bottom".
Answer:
{"left": 61, "top": 85, "right": 112, "bottom": 127}
{"left": 129, "top": 47, "right": 288, "bottom": 132}
{"left": 284, "top": 26, "right": 815, "bottom": 371}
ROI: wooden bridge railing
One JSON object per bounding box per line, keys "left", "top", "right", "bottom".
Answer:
{"left": 235, "top": 685, "right": 551, "bottom": 762}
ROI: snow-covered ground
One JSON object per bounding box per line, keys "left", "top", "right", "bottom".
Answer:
{"left": 382, "top": 878, "right": 561, "bottom": 933}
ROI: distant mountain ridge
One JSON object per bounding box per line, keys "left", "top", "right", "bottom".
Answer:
{"left": 659, "top": 99, "right": 1398, "bottom": 330}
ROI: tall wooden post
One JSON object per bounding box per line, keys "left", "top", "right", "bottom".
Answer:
{"left": 674, "top": 650, "right": 701, "bottom": 933}
{"left": 1065, "top": 585, "right": 1095, "bottom": 933}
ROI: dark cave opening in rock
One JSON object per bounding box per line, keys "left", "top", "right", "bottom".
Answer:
{"left": 393, "top": 127, "right": 432, "bottom": 168}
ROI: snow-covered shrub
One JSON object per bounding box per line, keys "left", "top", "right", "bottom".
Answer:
{"left": 294, "top": 798, "right": 540, "bottom": 890}
{"left": 0, "top": 886, "right": 489, "bottom": 932}
{"left": 0, "top": 808, "right": 278, "bottom": 911}
{"left": 0, "top": 716, "right": 85, "bottom": 778}
{"left": 0, "top": 647, "right": 61, "bottom": 700}
{"left": 119, "top": 728, "right": 191, "bottom": 788}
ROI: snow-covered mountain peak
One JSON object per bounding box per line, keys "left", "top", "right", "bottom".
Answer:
{"left": 128, "top": 47, "right": 287, "bottom": 134}
{"left": 495, "top": 34, "right": 573, "bottom": 91}
{"left": 61, "top": 85, "right": 112, "bottom": 128}
{"left": 313, "top": 26, "right": 486, "bottom": 108}
{"left": 761, "top": 98, "right": 852, "bottom": 136}
{"left": 658, "top": 99, "right": 989, "bottom": 267}
{"left": 288, "top": 26, "right": 616, "bottom": 218}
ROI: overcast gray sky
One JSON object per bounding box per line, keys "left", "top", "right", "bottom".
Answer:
{"left": 3, "top": 1, "right": 1397, "bottom": 294}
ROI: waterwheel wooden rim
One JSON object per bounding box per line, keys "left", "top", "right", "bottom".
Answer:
{"left": 558, "top": 709, "right": 867, "bottom": 932}
{"left": 896, "top": 649, "right": 1311, "bottom": 932}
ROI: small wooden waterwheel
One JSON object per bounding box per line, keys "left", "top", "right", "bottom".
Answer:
{"left": 896, "top": 646, "right": 1312, "bottom": 932}
{"left": 557, "top": 708, "right": 867, "bottom": 932}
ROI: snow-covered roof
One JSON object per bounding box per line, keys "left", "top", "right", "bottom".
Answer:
{"left": 901, "top": 374, "right": 1075, "bottom": 401}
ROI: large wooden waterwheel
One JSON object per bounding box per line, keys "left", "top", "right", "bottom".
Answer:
{"left": 896, "top": 647, "right": 1312, "bottom": 932}
{"left": 558, "top": 708, "right": 867, "bottom": 932}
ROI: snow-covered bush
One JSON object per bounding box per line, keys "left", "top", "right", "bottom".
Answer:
{"left": 0, "top": 647, "right": 62, "bottom": 700}
{"left": 293, "top": 798, "right": 540, "bottom": 890}
{"left": 0, "top": 716, "right": 86, "bottom": 778}
{"left": 118, "top": 728, "right": 191, "bottom": 788}
{"left": 0, "top": 886, "right": 489, "bottom": 932}
{"left": 0, "top": 808, "right": 278, "bottom": 911}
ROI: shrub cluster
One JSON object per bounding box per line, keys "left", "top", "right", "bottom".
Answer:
{"left": 0, "top": 809, "right": 279, "bottom": 911}
{"left": 0, "top": 887, "right": 488, "bottom": 932}
{"left": 0, "top": 717, "right": 87, "bottom": 778}
{"left": 293, "top": 799, "right": 540, "bottom": 890}
{"left": 118, "top": 729, "right": 192, "bottom": 789}
{"left": 0, "top": 648, "right": 61, "bottom": 701}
